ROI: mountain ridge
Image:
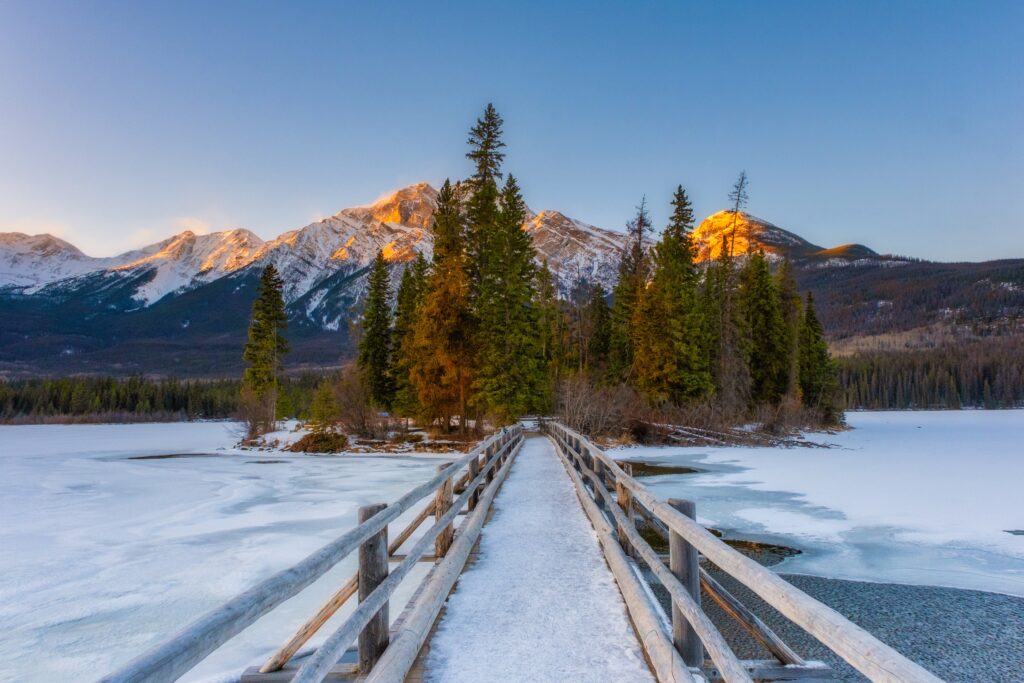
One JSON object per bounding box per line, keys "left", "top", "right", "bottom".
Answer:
{"left": 2, "top": 183, "right": 1021, "bottom": 377}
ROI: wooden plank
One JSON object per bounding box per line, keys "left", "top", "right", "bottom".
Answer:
{"left": 290, "top": 432, "right": 521, "bottom": 683}
{"left": 434, "top": 466, "right": 454, "bottom": 557}
{"left": 386, "top": 501, "right": 433, "bottom": 556}
{"left": 98, "top": 428, "right": 514, "bottom": 683}
{"left": 700, "top": 569, "right": 805, "bottom": 667}
{"left": 550, "top": 429, "right": 749, "bottom": 683}
{"left": 547, "top": 435, "right": 695, "bottom": 683}
{"left": 258, "top": 575, "right": 358, "bottom": 673}
{"left": 467, "top": 455, "right": 481, "bottom": 511}
{"left": 550, "top": 423, "right": 943, "bottom": 683}
{"left": 363, "top": 435, "right": 524, "bottom": 683}
{"left": 707, "top": 659, "right": 832, "bottom": 681}
{"left": 669, "top": 499, "right": 703, "bottom": 669}
{"left": 358, "top": 504, "right": 389, "bottom": 672}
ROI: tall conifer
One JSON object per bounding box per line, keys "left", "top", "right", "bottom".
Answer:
{"left": 391, "top": 252, "right": 429, "bottom": 418}
{"left": 241, "top": 264, "right": 289, "bottom": 435}
{"left": 357, "top": 251, "right": 395, "bottom": 409}
{"left": 739, "top": 251, "right": 788, "bottom": 406}
{"left": 609, "top": 198, "right": 652, "bottom": 381}
{"left": 798, "top": 292, "right": 840, "bottom": 421}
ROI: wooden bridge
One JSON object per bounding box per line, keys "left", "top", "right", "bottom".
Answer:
{"left": 99, "top": 423, "right": 943, "bottom": 683}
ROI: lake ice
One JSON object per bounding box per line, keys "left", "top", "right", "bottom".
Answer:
{"left": 2, "top": 411, "right": 1022, "bottom": 683}
{"left": 0, "top": 422, "right": 449, "bottom": 682}
{"left": 614, "top": 410, "right": 1024, "bottom": 597}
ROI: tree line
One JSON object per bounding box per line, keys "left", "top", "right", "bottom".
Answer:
{"left": 240, "top": 105, "right": 841, "bottom": 439}
{"left": 838, "top": 336, "right": 1024, "bottom": 409}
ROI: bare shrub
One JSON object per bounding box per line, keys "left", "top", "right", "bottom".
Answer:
{"left": 237, "top": 387, "right": 274, "bottom": 441}
{"left": 556, "top": 374, "right": 649, "bottom": 439}
{"left": 333, "top": 364, "right": 390, "bottom": 439}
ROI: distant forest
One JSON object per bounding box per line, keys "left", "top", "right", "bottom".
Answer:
{"left": 0, "top": 375, "right": 316, "bottom": 424}
{"left": 838, "top": 337, "right": 1023, "bottom": 409}
{"left": 3, "top": 337, "right": 1021, "bottom": 424}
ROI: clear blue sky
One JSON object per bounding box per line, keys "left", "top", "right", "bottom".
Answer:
{"left": 1, "top": 1, "right": 1021, "bottom": 261}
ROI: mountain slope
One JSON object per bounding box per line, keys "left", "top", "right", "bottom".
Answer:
{"left": 1, "top": 185, "right": 1021, "bottom": 377}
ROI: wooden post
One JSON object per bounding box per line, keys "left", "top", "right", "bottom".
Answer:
{"left": 434, "top": 465, "right": 454, "bottom": 557}
{"left": 485, "top": 444, "right": 495, "bottom": 484}
{"left": 358, "top": 504, "right": 389, "bottom": 672}
{"left": 467, "top": 455, "right": 481, "bottom": 511}
{"left": 616, "top": 480, "right": 634, "bottom": 553}
{"left": 669, "top": 498, "right": 703, "bottom": 668}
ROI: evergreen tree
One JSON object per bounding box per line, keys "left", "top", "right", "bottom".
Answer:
{"left": 706, "top": 184, "right": 750, "bottom": 416}
{"left": 609, "top": 198, "right": 653, "bottom": 381}
{"left": 798, "top": 292, "right": 840, "bottom": 421}
{"left": 408, "top": 179, "right": 475, "bottom": 433}
{"left": 585, "top": 283, "right": 612, "bottom": 374}
{"left": 726, "top": 171, "right": 749, "bottom": 258}
{"left": 739, "top": 251, "right": 788, "bottom": 406}
{"left": 310, "top": 379, "right": 339, "bottom": 433}
{"left": 649, "top": 185, "right": 712, "bottom": 402}
{"left": 534, "top": 260, "right": 567, "bottom": 412}
{"left": 357, "top": 251, "right": 395, "bottom": 409}
{"left": 775, "top": 258, "right": 802, "bottom": 400}
{"left": 465, "top": 104, "right": 505, "bottom": 294}
{"left": 473, "top": 175, "right": 542, "bottom": 422}
{"left": 391, "top": 252, "right": 430, "bottom": 418}
{"left": 241, "top": 264, "right": 289, "bottom": 435}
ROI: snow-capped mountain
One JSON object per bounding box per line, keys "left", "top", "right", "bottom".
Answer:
{"left": 4, "top": 183, "right": 1020, "bottom": 377}
{"left": 0, "top": 183, "right": 626, "bottom": 315}
{"left": 692, "top": 210, "right": 882, "bottom": 263}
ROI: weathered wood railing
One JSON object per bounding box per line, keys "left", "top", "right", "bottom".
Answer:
{"left": 542, "top": 420, "right": 943, "bottom": 683}
{"left": 98, "top": 425, "right": 524, "bottom": 683}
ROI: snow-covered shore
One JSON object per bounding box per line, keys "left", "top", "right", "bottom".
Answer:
{"left": 614, "top": 410, "right": 1024, "bottom": 597}
{"left": 0, "top": 421, "right": 456, "bottom": 682}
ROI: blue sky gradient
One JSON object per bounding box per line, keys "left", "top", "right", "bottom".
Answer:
{"left": 0, "top": 1, "right": 1021, "bottom": 260}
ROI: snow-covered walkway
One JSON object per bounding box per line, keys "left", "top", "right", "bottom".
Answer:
{"left": 423, "top": 435, "right": 654, "bottom": 682}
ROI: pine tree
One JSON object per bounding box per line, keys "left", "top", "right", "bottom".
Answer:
{"left": 534, "top": 260, "right": 567, "bottom": 412}
{"left": 242, "top": 265, "right": 289, "bottom": 435}
{"left": 310, "top": 379, "right": 339, "bottom": 433}
{"left": 798, "top": 292, "right": 840, "bottom": 421}
{"left": 775, "top": 258, "right": 802, "bottom": 400}
{"left": 465, "top": 104, "right": 505, "bottom": 295}
{"left": 585, "top": 283, "right": 612, "bottom": 374}
{"left": 357, "top": 250, "right": 395, "bottom": 409}
{"left": 726, "top": 171, "right": 749, "bottom": 258}
{"left": 609, "top": 198, "right": 652, "bottom": 382}
{"left": 739, "top": 251, "right": 788, "bottom": 406}
{"left": 650, "top": 185, "right": 712, "bottom": 402}
{"left": 408, "top": 179, "right": 475, "bottom": 433}
{"left": 391, "top": 252, "right": 429, "bottom": 418}
{"left": 473, "top": 175, "right": 541, "bottom": 422}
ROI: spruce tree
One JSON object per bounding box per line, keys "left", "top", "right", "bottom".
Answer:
{"left": 534, "top": 260, "right": 566, "bottom": 413}
{"left": 798, "top": 292, "right": 840, "bottom": 421}
{"left": 739, "top": 251, "right": 788, "bottom": 406}
{"left": 241, "top": 264, "right": 289, "bottom": 435}
{"left": 357, "top": 250, "right": 395, "bottom": 409}
{"left": 473, "top": 175, "right": 541, "bottom": 422}
{"left": 408, "top": 179, "right": 475, "bottom": 433}
{"left": 310, "top": 379, "right": 339, "bottom": 433}
{"left": 609, "top": 198, "right": 652, "bottom": 382}
{"left": 586, "top": 283, "right": 612, "bottom": 374}
{"left": 391, "top": 252, "right": 429, "bottom": 419}
{"left": 775, "top": 258, "right": 802, "bottom": 400}
{"left": 650, "top": 185, "right": 712, "bottom": 402}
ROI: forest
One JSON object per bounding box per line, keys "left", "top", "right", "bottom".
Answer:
{"left": 238, "top": 105, "right": 840, "bottom": 440}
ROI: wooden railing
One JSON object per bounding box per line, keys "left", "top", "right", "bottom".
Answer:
{"left": 542, "top": 420, "right": 943, "bottom": 683}
{"left": 98, "top": 425, "right": 524, "bottom": 683}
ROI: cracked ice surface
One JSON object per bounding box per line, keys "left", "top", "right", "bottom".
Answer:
{"left": 0, "top": 422, "right": 451, "bottom": 682}
{"left": 615, "top": 410, "right": 1024, "bottom": 597}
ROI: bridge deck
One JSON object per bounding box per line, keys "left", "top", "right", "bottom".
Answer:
{"left": 417, "top": 435, "right": 654, "bottom": 682}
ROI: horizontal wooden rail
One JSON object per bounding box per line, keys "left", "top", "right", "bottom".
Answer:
{"left": 545, "top": 421, "right": 943, "bottom": 683}
{"left": 548, "top": 427, "right": 750, "bottom": 682}
{"left": 364, "top": 436, "right": 525, "bottom": 683}
{"left": 290, "top": 432, "right": 522, "bottom": 682}
{"left": 98, "top": 427, "right": 519, "bottom": 683}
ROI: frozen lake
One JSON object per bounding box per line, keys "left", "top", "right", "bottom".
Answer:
{"left": 0, "top": 422, "right": 450, "bottom": 682}
{"left": 613, "top": 410, "right": 1024, "bottom": 597}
